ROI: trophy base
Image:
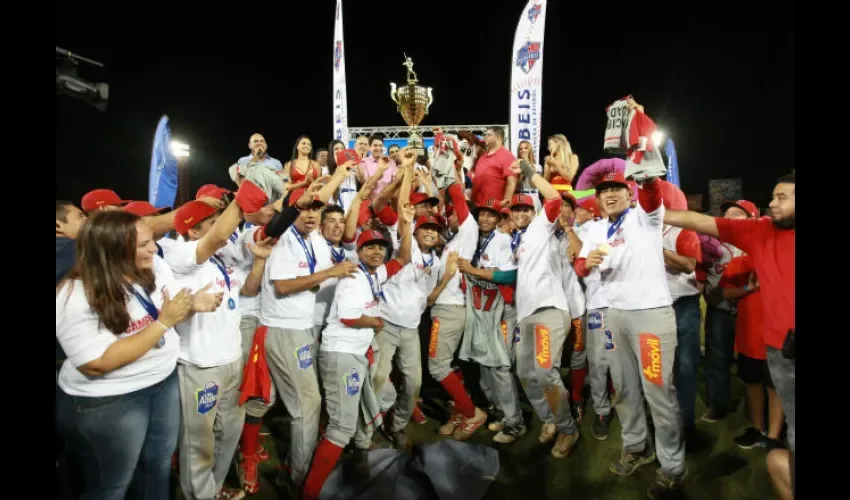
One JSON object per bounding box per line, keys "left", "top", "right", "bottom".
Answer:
{"left": 407, "top": 131, "right": 426, "bottom": 159}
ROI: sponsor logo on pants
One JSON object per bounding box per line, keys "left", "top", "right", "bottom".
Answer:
{"left": 639, "top": 333, "right": 663, "bottom": 387}
{"left": 196, "top": 382, "right": 219, "bottom": 415}
{"left": 500, "top": 320, "right": 508, "bottom": 347}
{"left": 535, "top": 325, "right": 552, "bottom": 369}
{"left": 572, "top": 318, "right": 584, "bottom": 352}
{"left": 429, "top": 319, "right": 440, "bottom": 359}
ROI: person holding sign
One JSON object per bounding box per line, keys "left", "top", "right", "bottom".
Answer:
{"left": 55, "top": 211, "right": 223, "bottom": 500}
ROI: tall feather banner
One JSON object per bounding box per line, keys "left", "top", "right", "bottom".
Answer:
{"left": 333, "top": 0, "right": 350, "bottom": 143}
{"left": 510, "top": 1, "right": 547, "bottom": 163}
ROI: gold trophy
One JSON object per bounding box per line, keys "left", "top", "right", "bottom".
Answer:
{"left": 390, "top": 54, "right": 433, "bottom": 157}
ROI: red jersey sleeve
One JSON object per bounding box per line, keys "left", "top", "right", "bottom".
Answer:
{"left": 715, "top": 217, "right": 771, "bottom": 256}
{"left": 385, "top": 259, "right": 403, "bottom": 279}
{"left": 501, "top": 149, "right": 518, "bottom": 178}
{"left": 723, "top": 254, "right": 754, "bottom": 279}
{"left": 675, "top": 229, "right": 702, "bottom": 263}
{"left": 638, "top": 177, "right": 662, "bottom": 213}
{"left": 574, "top": 257, "right": 590, "bottom": 278}
{"left": 447, "top": 183, "right": 469, "bottom": 224}
{"left": 543, "top": 197, "right": 561, "bottom": 223}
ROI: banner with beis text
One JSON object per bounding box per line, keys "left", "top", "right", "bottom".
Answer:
{"left": 333, "top": 0, "right": 350, "bottom": 143}
{"left": 510, "top": 1, "right": 547, "bottom": 164}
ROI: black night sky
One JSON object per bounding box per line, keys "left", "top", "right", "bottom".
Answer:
{"left": 56, "top": 0, "right": 794, "bottom": 211}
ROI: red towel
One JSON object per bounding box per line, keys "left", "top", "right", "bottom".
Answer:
{"left": 239, "top": 326, "right": 272, "bottom": 406}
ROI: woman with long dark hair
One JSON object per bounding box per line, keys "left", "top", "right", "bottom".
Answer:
{"left": 56, "top": 211, "right": 221, "bottom": 500}
{"left": 283, "top": 135, "right": 322, "bottom": 205}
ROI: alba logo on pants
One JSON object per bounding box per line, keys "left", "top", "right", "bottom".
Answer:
{"left": 639, "top": 333, "right": 663, "bottom": 387}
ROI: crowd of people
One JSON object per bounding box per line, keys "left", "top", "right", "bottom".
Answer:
{"left": 55, "top": 115, "right": 796, "bottom": 500}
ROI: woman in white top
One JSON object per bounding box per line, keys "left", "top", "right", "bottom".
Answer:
{"left": 55, "top": 211, "right": 220, "bottom": 500}
{"left": 516, "top": 140, "right": 543, "bottom": 212}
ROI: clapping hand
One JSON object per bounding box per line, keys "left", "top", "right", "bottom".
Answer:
{"left": 159, "top": 288, "right": 194, "bottom": 327}
{"left": 191, "top": 283, "right": 224, "bottom": 313}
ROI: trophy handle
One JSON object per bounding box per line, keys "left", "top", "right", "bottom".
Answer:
{"left": 389, "top": 82, "right": 399, "bottom": 105}
{"left": 425, "top": 87, "right": 434, "bottom": 113}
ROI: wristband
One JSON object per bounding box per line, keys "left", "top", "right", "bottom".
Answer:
{"left": 156, "top": 320, "right": 171, "bottom": 330}
{"left": 743, "top": 285, "right": 751, "bottom": 293}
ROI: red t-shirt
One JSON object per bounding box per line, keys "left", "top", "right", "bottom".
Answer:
{"left": 715, "top": 216, "right": 794, "bottom": 349}
{"left": 722, "top": 255, "right": 766, "bottom": 360}
{"left": 471, "top": 147, "right": 517, "bottom": 206}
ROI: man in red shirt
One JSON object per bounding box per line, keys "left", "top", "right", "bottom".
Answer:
{"left": 663, "top": 173, "right": 795, "bottom": 457}
{"left": 470, "top": 126, "right": 518, "bottom": 208}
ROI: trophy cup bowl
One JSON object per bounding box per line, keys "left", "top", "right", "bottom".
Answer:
{"left": 390, "top": 56, "right": 434, "bottom": 158}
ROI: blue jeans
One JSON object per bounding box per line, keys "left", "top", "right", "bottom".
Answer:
{"left": 703, "top": 307, "right": 737, "bottom": 415}
{"left": 56, "top": 369, "right": 180, "bottom": 500}
{"left": 672, "top": 294, "right": 701, "bottom": 430}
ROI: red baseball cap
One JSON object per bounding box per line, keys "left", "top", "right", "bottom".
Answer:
{"left": 720, "top": 199, "right": 758, "bottom": 218}
{"left": 578, "top": 198, "right": 601, "bottom": 218}
{"left": 414, "top": 215, "right": 444, "bottom": 231}
{"left": 475, "top": 198, "right": 502, "bottom": 216}
{"left": 560, "top": 191, "right": 577, "bottom": 209}
{"left": 509, "top": 193, "right": 536, "bottom": 210}
{"left": 356, "top": 229, "right": 390, "bottom": 250}
{"left": 174, "top": 201, "right": 219, "bottom": 235}
{"left": 410, "top": 192, "right": 439, "bottom": 207}
{"left": 196, "top": 184, "right": 231, "bottom": 200}
{"left": 594, "top": 171, "right": 629, "bottom": 192}
{"left": 123, "top": 201, "right": 170, "bottom": 217}
{"left": 500, "top": 207, "right": 511, "bottom": 218}
{"left": 81, "top": 189, "right": 128, "bottom": 212}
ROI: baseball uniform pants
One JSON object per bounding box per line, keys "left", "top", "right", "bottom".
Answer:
{"left": 515, "top": 307, "right": 578, "bottom": 435}
{"left": 604, "top": 306, "right": 686, "bottom": 477}
{"left": 586, "top": 309, "right": 612, "bottom": 417}
{"left": 566, "top": 316, "right": 588, "bottom": 370}
{"left": 263, "top": 326, "right": 321, "bottom": 485}
{"left": 239, "top": 315, "right": 277, "bottom": 419}
{"left": 480, "top": 365, "right": 522, "bottom": 427}
{"left": 428, "top": 304, "right": 466, "bottom": 382}
{"left": 371, "top": 320, "right": 422, "bottom": 435}
{"left": 480, "top": 304, "right": 519, "bottom": 411}
{"left": 766, "top": 346, "right": 795, "bottom": 453}
{"left": 177, "top": 358, "right": 245, "bottom": 500}
{"left": 317, "top": 350, "right": 373, "bottom": 449}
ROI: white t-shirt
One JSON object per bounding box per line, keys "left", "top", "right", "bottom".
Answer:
{"left": 579, "top": 203, "right": 672, "bottom": 311}
{"left": 662, "top": 225, "right": 700, "bottom": 301}
{"left": 261, "top": 227, "right": 333, "bottom": 330}
{"left": 513, "top": 200, "right": 570, "bottom": 323}
{"left": 56, "top": 269, "right": 179, "bottom": 397}
{"left": 220, "top": 227, "right": 261, "bottom": 318}
{"left": 314, "top": 241, "right": 358, "bottom": 326}
{"left": 435, "top": 214, "right": 479, "bottom": 306}
{"left": 578, "top": 218, "right": 609, "bottom": 311}
{"left": 380, "top": 243, "right": 441, "bottom": 328}
{"left": 557, "top": 232, "right": 587, "bottom": 319}
{"left": 321, "top": 265, "right": 389, "bottom": 355}
{"left": 164, "top": 239, "right": 243, "bottom": 368}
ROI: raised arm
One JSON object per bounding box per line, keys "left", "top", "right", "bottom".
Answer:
{"left": 195, "top": 201, "right": 243, "bottom": 265}
{"left": 395, "top": 202, "right": 415, "bottom": 267}
{"left": 664, "top": 210, "right": 720, "bottom": 239}
{"left": 344, "top": 175, "right": 380, "bottom": 242}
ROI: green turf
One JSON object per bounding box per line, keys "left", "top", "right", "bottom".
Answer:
{"left": 173, "top": 367, "right": 774, "bottom": 500}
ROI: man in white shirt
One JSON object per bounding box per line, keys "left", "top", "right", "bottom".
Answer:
{"left": 574, "top": 172, "right": 685, "bottom": 498}
{"left": 301, "top": 209, "right": 414, "bottom": 500}
{"left": 164, "top": 180, "right": 268, "bottom": 500}
{"left": 510, "top": 160, "right": 580, "bottom": 459}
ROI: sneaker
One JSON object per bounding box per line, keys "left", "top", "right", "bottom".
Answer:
{"left": 215, "top": 487, "right": 247, "bottom": 500}
{"left": 488, "top": 420, "right": 506, "bottom": 432}
{"left": 734, "top": 427, "right": 767, "bottom": 449}
{"left": 352, "top": 448, "right": 370, "bottom": 480}
{"left": 647, "top": 468, "right": 687, "bottom": 499}
{"left": 493, "top": 423, "right": 527, "bottom": 444}
{"left": 609, "top": 447, "right": 656, "bottom": 476}
{"left": 551, "top": 431, "right": 580, "bottom": 459}
{"left": 452, "top": 407, "right": 488, "bottom": 441}
{"left": 592, "top": 413, "right": 613, "bottom": 441}
{"left": 700, "top": 407, "right": 727, "bottom": 423}
{"left": 237, "top": 454, "right": 261, "bottom": 495}
{"left": 538, "top": 423, "right": 557, "bottom": 444}
{"left": 439, "top": 410, "right": 464, "bottom": 436}
{"left": 388, "top": 430, "right": 413, "bottom": 451}
{"left": 570, "top": 403, "right": 585, "bottom": 424}
{"left": 411, "top": 402, "right": 428, "bottom": 424}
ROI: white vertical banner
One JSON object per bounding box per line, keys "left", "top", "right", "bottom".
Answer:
{"left": 509, "top": 1, "right": 547, "bottom": 164}
{"left": 333, "top": 0, "right": 349, "bottom": 143}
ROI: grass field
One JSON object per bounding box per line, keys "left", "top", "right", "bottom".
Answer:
{"left": 173, "top": 364, "right": 775, "bottom": 500}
